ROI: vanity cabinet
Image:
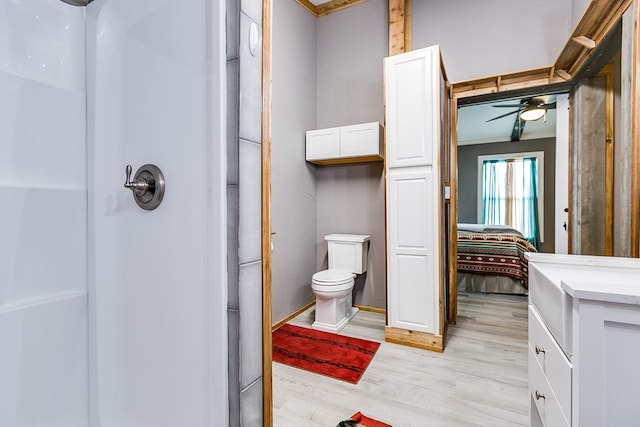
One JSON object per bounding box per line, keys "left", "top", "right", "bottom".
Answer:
{"left": 384, "top": 45, "right": 449, "bottom": 351}
{"left": 529, "top": 305, "right": 572, "bottom": 427}
{"left": 527, "top": 253, "right": 640, "bottom": 427}
{"left": 305, "top": 122, "right": 383, "bottom": 165}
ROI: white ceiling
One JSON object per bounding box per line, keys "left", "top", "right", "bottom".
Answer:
{"left": 457, "top": 95, "right": 557, "bottom": 146}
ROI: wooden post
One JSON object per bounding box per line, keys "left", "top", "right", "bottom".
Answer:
{"left": 389, "top": 0, "right": 411, "bottom": 55}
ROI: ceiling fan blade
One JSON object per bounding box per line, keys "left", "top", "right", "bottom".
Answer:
{"left": 492, "top": 104, "right": 525, "bottom": 108}
{"left": 545, "top": 101, "right": 557, "bottom": 109}
{"left": 486, "top": 110, "right": 520, "bottom": 122}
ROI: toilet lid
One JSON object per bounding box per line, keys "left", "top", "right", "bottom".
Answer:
{"left": 312, "top": 269, "right": 353, "bottom": 284}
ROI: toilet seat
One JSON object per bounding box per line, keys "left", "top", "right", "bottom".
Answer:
{"left": 311, "top": 269, "right": 354, "bottom": 292}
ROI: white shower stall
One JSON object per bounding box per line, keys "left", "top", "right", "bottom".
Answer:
{"left": 0, "top": 0, "right": 228, "bottom": 425}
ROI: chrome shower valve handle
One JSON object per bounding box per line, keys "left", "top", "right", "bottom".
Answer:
{"left": 124, "top": 163, "right": 165, "bottom": 210}
{"left": 124, "top": 164, "right": 150, "bottom": 196}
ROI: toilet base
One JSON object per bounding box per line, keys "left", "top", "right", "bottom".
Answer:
{"left": 312, "top": 295, "right": 359, "bottom": 334}
{"left": 312, "top": 317, "right": 349, "bottom": 334}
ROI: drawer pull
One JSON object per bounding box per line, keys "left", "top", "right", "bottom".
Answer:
{"left": 535, "top": 345, "right": 546, "bottom": 355}
{"left": 535, "top": 390, "right": 546, "bottom": 400}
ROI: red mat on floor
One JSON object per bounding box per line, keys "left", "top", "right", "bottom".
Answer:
{"left": 272, "top": 324, "right": 380, "bottom": 384}
{"left": 347, "top": 411, "right": 393, "bottom": 427}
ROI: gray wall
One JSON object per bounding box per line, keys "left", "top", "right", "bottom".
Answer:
{"left": 271, "top": 0, "right": 319, "bottom": 324}
{"left": 315, "top": 0, "right": 388, "bottom": 309}
{"left": 457, "top": 138, "right": 556, "bottom": 253}
{"left": 316, "top": 163, "right": 387, "bottom": 308}
{"left": 317, "top": 0, "right": 387, "bottom": 127}
{"left": 571, "top": 0, "right": 592, "bottom": 31}
{"left": 412, "top": 0, "right": 572, "bottom": 82}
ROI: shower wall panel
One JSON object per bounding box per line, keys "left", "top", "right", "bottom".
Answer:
{"left": 0, "top": 0, "right": 88, "bottom": 426}
{"left": 87, "top": 0, "right": 228, "bottom": 425}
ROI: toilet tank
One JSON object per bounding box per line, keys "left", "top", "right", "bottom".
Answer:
{"left": 325, "top": 234, "right": 370, "bottom": 274}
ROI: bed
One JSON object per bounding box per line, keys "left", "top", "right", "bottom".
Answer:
{"left": 456, "top": 223, "right": 537, "bottom": 295}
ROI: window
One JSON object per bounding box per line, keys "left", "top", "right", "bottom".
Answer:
{"left": 477, "top": 152, "right": 544, "bottom": 250}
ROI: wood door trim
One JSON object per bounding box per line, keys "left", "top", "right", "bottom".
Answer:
{"left": 632, "top": 0, "right": 640, "bottom": 257}
{"left": 598, "top": 64, "right": 615, "bottom": 256}
{"left": 568, "top": 92, "right": 574, "bottom": 254}
{"left": 262, "top": 0, "right": 273, "bottom": 424}
{"left": 449, "top": 91, "right": 458, "bottom": 325}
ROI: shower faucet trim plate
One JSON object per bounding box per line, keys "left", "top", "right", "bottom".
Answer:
{"left": 124, "top": 163, "right": 165, "bottom": 210}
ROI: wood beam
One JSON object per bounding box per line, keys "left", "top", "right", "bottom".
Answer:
{"left": 556, "top": 69, "right": 572, "bottom": 81}
{"left": 572, "top": 35, "right": 597, "bottom": 49}
{"left": 389, "top": 0, "right": 409, "bottom": 55}
{"left": 556, "top": 0, "right": 631, "bottom": 76}
{"left": 404, "top": 0, "right": 412, "bottom": 51}
{"left": 294, "top": 0, "right": 319, "bottom": 16}
{"left": 295, "top": 0, "right": 376, "bottom": 16}
{"left": 451, "top": 66, "right": 568, "bottom": 99}
{"left": 548, "top": 66, "right": 556, "bottom": 83}
{"left": 316, "top": 0, "right": 369, "bottom": 16}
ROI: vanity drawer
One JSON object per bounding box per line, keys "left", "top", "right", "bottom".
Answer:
{"left": 529, "top": 305, "right": 572, "bottom": 422}
{"left": 529, "top": 348, "right": 570, "bottom": 427}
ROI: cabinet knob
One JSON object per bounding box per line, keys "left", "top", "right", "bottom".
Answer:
{"left": 535, "top": 345, "right": 546, "bottom": 355}
{"left": 535, "top": 390, "right": 546, "bottom": 400}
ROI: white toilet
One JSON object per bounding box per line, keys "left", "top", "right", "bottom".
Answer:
{"left": 311, "top": 233, "right": 370, "bottom": 333}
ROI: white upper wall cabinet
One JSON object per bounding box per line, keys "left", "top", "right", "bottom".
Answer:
{"left": 306, "top": 126, "right": 341, "bottom": 161}
{"left": 385, "top": 45, "right": 447, "bottom": 346}
{"left": 306, "top": 121, "right": 383, "bottom": 165}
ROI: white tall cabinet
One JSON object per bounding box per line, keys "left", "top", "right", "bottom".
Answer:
{"left": 384, "top": 46, "right": 449, "bottom": 351}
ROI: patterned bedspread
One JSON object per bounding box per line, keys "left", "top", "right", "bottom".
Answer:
{"left": 456, "top": 226, "right": 537, "bottom": 289}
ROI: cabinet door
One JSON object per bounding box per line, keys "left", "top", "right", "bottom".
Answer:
{"left": 385, "top": 47, "right": 439, "bottom": 168}
{"left": 305, "top": 127, "right": 340, "bottom": 161}
{"left": 339, "top": 122, "right": 380, "bottom": 157}
{"left": 386, "top": 167, "right": 437, "bottom": 333}
{"left": 573, "top": 299, "right": 640, "bottom": 426}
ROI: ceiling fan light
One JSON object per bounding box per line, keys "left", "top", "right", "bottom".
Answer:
{"left": 520, "top": 107, "right": 545, "bottom": 121}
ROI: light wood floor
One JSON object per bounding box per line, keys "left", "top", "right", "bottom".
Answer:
{"left": 273, "top": 293, "right": 529, "bottom": 427}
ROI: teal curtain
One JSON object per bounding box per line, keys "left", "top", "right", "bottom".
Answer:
{"left": 481, "top": 160, "right": 505, "bottom": 225}
{"left": 522, "top": 157, "right": 541, "bottom": 251}
{"left": 480, "top": 157, "right": 541, "bottom": 251}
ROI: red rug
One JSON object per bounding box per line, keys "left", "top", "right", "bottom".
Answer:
{"left": 272, "top": 323, "right": 380, "bottom": 384}
{"left": 347, "top": 411, "right": 393, "bottom": 427}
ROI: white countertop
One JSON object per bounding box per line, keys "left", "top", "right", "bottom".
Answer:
{"left": 561, "top": 279, "right": 640, "bottom": 305}
{"left": 528, "top": 253, "right": 640, "bottom": 305}
{"left": 527, "top": 252, "right": 640, "bottom": 269}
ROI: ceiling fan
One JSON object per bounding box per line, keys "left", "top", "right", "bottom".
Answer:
{"left": 486, "top": 97, "right": 557, "bottom": 123}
